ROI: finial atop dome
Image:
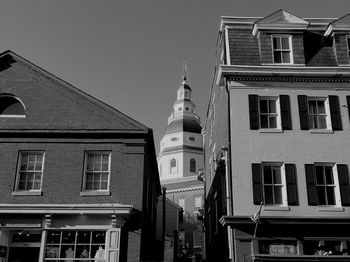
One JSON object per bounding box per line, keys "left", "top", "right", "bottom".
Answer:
{"left": 181, "top": 60, "right": 188, "bottom": 85}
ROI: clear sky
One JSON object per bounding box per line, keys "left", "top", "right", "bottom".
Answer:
{"left": 0, "top": 0, "right": 349, "bottom": 150}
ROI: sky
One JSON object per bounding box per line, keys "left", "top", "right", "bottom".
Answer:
{"left": 0, "top": 0, "right": 349, "bottom": 151}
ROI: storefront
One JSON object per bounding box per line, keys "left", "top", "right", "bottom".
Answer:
{"left": 0, "top": 204, "right": 132, "bottom": 262}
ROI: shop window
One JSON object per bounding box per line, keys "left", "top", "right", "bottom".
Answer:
{"left": 303, "top": 240, "right": 345, "bottom": 256}
{"left": 83, "top": 152, "right": 111, "bottom": 192}
{"left": 259, "top": 240, "right": 297, "bottom": 255}
{"left": 15, "top": 152, "right": 45, "bottom": 192}
{"left": 0, "top": 94, "right": 26, "bottom": 117}
{"left": 45, "top": 230, "right": 106, "bottom": 261}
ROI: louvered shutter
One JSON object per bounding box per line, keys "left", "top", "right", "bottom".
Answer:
{"left": 305, "top": 164, "right": 317, "bottom": 206}
{"left": 280, "top": 95, "right": 292, "bottom": 130}
{"left": 249, "top": 95, "right": 259, "bottom": 130}
{"left": 252, "top": 163, "right": 263, "bottom": 205}
{"left": 107, "top": 228, "right": 121, "bottom": 262}
{"left": 298, "top": 95, "right": 309, "bottom": 130}
{"left": 329, "top": 95, "right": 342, "bottom": 130}
{"left": 285, "top": 164, "right": 298, "bottom": 206}
{"left": 347, "top": 96, "right": 350, "bottom": 121}
{"left": 337, "top": 164, "right": 350, "bottom": 206}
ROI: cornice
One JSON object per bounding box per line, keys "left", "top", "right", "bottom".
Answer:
{"left": 217, "top": 65, "right": 350, "bottom": 85}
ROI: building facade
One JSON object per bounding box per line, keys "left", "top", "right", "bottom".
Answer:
{"left": 157, "top": 73, "right": 204, "bottom": 259}
{"left": 0, "top": 51, "right": 161, "bottom": 262}
{"left": 205, "top": 10, "right": 350, "bottom": 262}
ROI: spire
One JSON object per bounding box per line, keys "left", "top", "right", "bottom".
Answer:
{"left": 181, "top": 60, "right": 188, "bottom": 85}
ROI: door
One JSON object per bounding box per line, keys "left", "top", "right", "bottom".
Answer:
{"left": 8, "top": 247, "right": 40, "bottom": 262}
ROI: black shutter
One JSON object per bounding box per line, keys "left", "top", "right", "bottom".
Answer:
{"left": 252, "top": 163, "right": 263, "bottom": 205}
{"left": 347, "top": 96, "right": 350, "bottom": 121}
{"left": 280, "top": 95, "right": 292, "bottom": 130}
{"left": 249, "top": 95, "right": 259, "bottom": 130}
{"left": 337, "top": 164, "right": 350, "bottom": 206}
{"left": 305, "top": 164, "right": 317, "bottom": 206}
{"left": 298, "top": 95, "right": 310, "bottom": 130}
{"left": 285, "top": 164, "right": 298, "bottom": 206}
{"left": 329, "top": 95, "right": 342, "bottom": 131}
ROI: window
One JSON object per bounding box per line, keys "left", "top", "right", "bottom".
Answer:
{"left": 83, "top": 152, "right": 110, "bottom": 191}
{"left": 252, "top": 163, "right": 298, "bottom": 206}
{"left": 262, "top": 164, "right": 285, "bottom": 205}
{"left": 298, "top": 95, "right": 342, "bottom": 131}
{"left": 0, "top": 94, "right": 26, "bottom": 117}
{"left": 190, "top": 158, "right": 196, "bottom": 173}
{"left": 259, "top": 240, "right": 297, "bottom": 255}
{"left": 303, "top": 240, "right": 345, "bottom": 256}
{"left": 178, "top": 198, "right": 185, "bottom": 210}
{"left": 249, "top": 95, "right": 291, "bottom": 130}
{"left": 272, "top": 35, "right": 292, "bottom": 64}
{"left": 259, "top": 98, "right": 278, "bottom": 128}
{"left": 305, "top": 163, "right": 346, "bottom": 207}
{"left": 170, "top": 158, "right": 177, "bottom": 173}
{"left": 193, "top": 229, "right": 203, "bottom": 248}
{"left": 194, "top": 196, "right": 202, "bottom": 209}
{"left": 45, "top": 230, "right": 106, "bottom": 261}
{"left": 16, "top": 152, "right": 45, "bottom": 191}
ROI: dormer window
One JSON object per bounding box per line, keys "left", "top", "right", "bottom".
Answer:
{"left": 272, "top": 35, "right": 293, "bottom": 64}
{"left": 0, "top": 94, "right": 26, "bottom": 117}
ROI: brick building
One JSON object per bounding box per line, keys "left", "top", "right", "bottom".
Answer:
{"left": 205, "top": 10, "right": 350, "bottom": 262}
{"left": 0, "top": 50, "right": 161, "bottom": 262}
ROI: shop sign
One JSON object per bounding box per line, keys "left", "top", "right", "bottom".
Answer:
{"left": 0, "top": 218, "right": 41, "bottom": 228}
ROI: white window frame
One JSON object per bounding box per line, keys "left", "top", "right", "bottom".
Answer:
{"left": 271, "top": 35, "right": 293, "bottom": 64}
{"left": 82, "top": 151, "right": 111, "bottom": 193}
{"left": 261, "top": 163, "right": 287, "bottom": 206}
{"left": 170, "top": 158, "right": 177, "bottom": 174}
{"left": 15, "top": 151, "right": 45, "bottom": 193}
{"left": 314, "top": 163, "right": 341, "bottom": 207}
{"left": 258, "top": 96, "right": 281, "bottom": 130}
{"left": 194, "top": 196, "right": 202, "bottom": 209}
{"left": 347, "top": 36, "right": 350, "bottom": 64}
{"left": 307, "top": 97, "right": 332, "bottom": 130}
{"left": 178, "top": 198, "right": 185, "bottom": 210}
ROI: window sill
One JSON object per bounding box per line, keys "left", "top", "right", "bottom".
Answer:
{"left": 317, "top": 206, "right": 344, "bottom": 212}
{"left": 263, "top": 206, "right": 290, "bottom": 211}
{"left": 259, "top": 129, "right": 283, "bottom": 133}
{"left": 12, "top": 191, "right": 42, "bottom": 196}
{"left": 80, "top": 191, "right": 111, "bottom": 196}
{"left": 309, "top": 129, "right": 333, "bottom": 134}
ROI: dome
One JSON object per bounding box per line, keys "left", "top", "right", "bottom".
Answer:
{"left": 165, "top": 118, "right": 202, "bottom": 135}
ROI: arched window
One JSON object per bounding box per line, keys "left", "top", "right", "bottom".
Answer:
{"left": 170, "top": 158, "right": 177, "bottom": 173}
{"left": 190, "top": 158, "right": 196, "bottom": 173}
{"left": 0, "top": 94, "right": 25, "bottom": 117}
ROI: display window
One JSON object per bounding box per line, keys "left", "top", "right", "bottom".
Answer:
{"left": 45, "top": 230, "right": 106, "bottom": 261}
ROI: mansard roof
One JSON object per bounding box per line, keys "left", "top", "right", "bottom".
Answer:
{"left": 325, "top": 13, "right": 350, "bottom": 36}
{"left": 0, "top": 50, "right": 148, "bottom": 133}
{"left": 252, "top": 9, "right": 309, "bottom": 36}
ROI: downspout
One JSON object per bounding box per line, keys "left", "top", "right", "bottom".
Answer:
{"left": 224, "top": 77, "right": 234, "bottom": 261}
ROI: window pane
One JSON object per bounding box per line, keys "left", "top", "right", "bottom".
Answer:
{"left": 263, "top": 166, "right": 272, "bottom": 184}
{"left": 273, "top": 51, "right": 282, "bottom": 63}
{"left": 77, "top": 231, "right": 91, "bottom": 244}
{"left": 259, "top": 100, "right": 267, "bottom": 113}
{"left": 93, "top": 181, "right": 100, "bottom": 190}
{"left": 260, "top": 115, "right": 268, "bottom": 128}
{"left": 34, "top": 182, "right": 41, "bottom": 190}
{"left": 87, "top": 155, "right": 94, "bottom": 171}
{"left": 281, "top": 37, "right": 289, "bottom": 49}
{"left": 282, "top": 52, "right": 290, "bottom": 63}
{"left": 102, "top": 162, "right": 109, "bottom": 171}
{"left": 264, "top": 186, "right": 273, "bottom": 204}
{"left": 273, "top": 37, "right": 281, "bottom": 49}
{"left": 86, "top": 173, "right": 93, "bottom": 181}
{"left": 317, "top": 187, "right": 326, "bottom": 205}
{"left": 86, "top": 182, "right": 93, "bottom": 190}
{"left": 27, "top": 162, "right": 35, "bottom": 171}
{"left": 315, "top": 166, "right": 324, "bottom": 184}
{"left": 268, "top": 100, "right": 276, "bottom": 113}
{"left": 269, "top": 116, "right": 277, "bottom": 128}
{"left": 308, "top": 100, "right": 316, "bottom": 114}
{"left": 272, "top": 166, "right": 281, "bottom": 184}
{"left": 29, "top": 154, "right": 35, "bottom": 162}
{"left": 100, "top": 182, "right": 108, "bottom": 190}
{"left": 317, "top": 116, "right": 327, "bottom": 129}
{"left": 18, "top": 181, "right": 26, "bottom": 190}
{"left": 309, "top": 116, "right": 316, "bottom": 129}
{"left": 317, "top": 100, "right": 325, "bottom": 113}
{"left": 274, "top": 186, "right": 283, "bottom": 205}
{"left": 326, "top": 187, "right": 335, "bottom": 205}
{"left": 325, "top": 167, "right": 333, "bottom": 184}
